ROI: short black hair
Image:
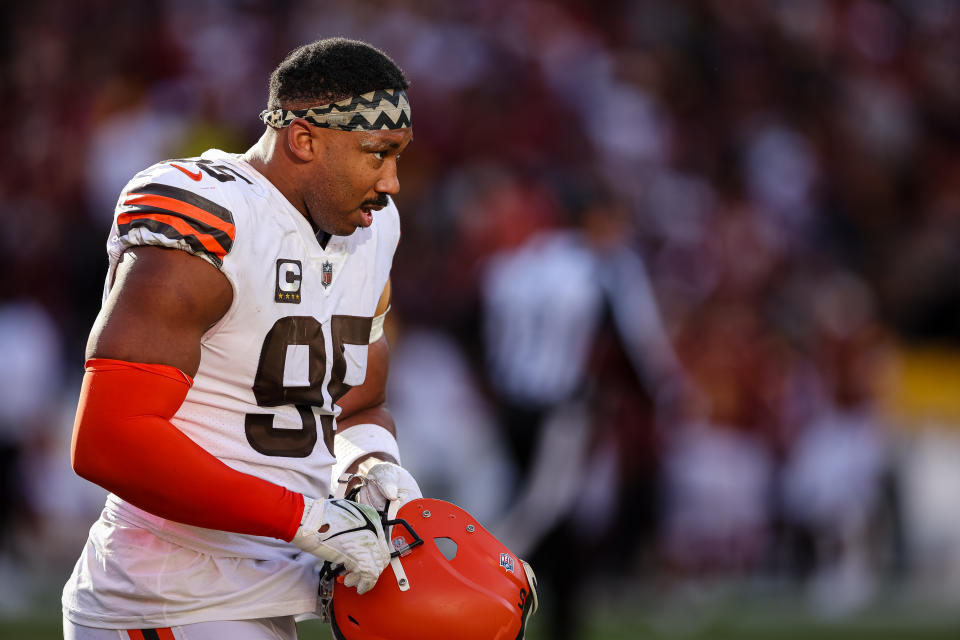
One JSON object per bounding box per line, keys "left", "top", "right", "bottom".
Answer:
{"left": 267, "top": 38, "right": 409, "bottom": 109}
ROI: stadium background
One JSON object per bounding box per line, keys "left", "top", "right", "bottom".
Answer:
{"left": 2, "top": 0, "right": 960, "bottom": 638}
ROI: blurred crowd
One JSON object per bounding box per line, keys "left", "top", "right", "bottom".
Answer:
{"left": 2, "top": 0, "right": 960, "bottom": 636}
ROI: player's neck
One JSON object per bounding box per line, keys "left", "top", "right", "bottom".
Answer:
{"left": 241, "top": 132, "right": 275, "bottom": 179}
{"left": 242, "top": 134, "right": 308, "bottom": 220}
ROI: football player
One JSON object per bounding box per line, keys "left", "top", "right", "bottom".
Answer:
{"left": 62, "top": 38, "right": 422, "bottom": 640}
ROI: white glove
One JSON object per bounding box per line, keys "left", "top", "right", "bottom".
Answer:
{"left": 291, "top": 497, "right": 390, "bottom": 594}
{"left": 356, "top": 460, "right": 423, "bottom": 513}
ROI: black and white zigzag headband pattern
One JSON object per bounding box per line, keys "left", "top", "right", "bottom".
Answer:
{"left": 259, "top": 88, "right": 411, "bottom": 131}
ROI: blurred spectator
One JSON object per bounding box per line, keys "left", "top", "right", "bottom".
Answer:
{"left": 780, "top": 271, "right": 896, "bottom": 615}
{"left": 0, "top": 301, "right": 64, "bottom": 612}
{"left": 664, "top": 303, "right": 781, "bottom": 580}
{"left": 84, "top": 84, "right": 189, "bottom": 220}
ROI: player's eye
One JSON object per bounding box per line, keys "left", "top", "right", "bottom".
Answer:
{"left": 372, "top": 151, "right": 387, "bottom": 161}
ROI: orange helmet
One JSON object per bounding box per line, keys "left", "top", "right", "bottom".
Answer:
{"left": 328, "top": 498, "right": 538, "bottom": 640}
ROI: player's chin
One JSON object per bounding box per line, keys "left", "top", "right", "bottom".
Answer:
{"left": 338, "top": 210, "right": 372, "bottom": 234}
{"left": 330, "top": 215, "right": 364, "bottom": 236}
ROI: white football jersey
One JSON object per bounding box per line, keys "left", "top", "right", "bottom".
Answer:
{"left": 63, "top": 149, "right": 399, "bottom": 627}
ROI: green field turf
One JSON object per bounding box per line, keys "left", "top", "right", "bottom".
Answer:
{"left": 8, "top": 602, "right": 958, "bottom": 640}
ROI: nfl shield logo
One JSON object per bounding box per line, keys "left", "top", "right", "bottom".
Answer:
{"left": 499, "top": 552, "right": 515, "bottom": 573}
{"left": 321, "top": 261, "right": 333, "bottom": 288}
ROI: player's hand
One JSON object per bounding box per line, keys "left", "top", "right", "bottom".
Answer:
{"left": 356, "top": 461, "right": 423, "bottom": 513}
{"left": 291, "top": 497, "right": 390, "bottom": 594}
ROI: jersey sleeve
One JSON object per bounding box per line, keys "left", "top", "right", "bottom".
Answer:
{"left": 107, "top": 160, "right": 237, "bottom": 270}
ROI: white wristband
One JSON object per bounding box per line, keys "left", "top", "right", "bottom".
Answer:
{"left": 299, "top": 495, "right": 325, "bottom": 532}
{"left": 369, "top": 307, "right": 389, "bottom": 343}
{"left": 331, "top": 423, "right": 401, "bottom": 493}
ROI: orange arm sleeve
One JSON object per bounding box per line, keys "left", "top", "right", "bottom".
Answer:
{"left": 71, "top": 358, "right": 304, "bottom": 542}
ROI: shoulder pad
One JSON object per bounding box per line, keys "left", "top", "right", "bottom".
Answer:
{"left": 113, "top": 158, "right": 241, "bottom": 268}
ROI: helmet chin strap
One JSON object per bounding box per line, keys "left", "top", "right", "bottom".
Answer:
{"left": 386, "top": 497, "right": 402, "bottom": 521}
{"left": 385, "top": 499, "right": 412, "bottom": 591}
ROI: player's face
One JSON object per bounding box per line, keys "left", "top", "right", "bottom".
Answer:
{"left": 305, "top": 127, "right": 413, "bottom": 236}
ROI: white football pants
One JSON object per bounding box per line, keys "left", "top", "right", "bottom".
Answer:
{"left": 63, "top": 616, "right": 297, "bottom": 640}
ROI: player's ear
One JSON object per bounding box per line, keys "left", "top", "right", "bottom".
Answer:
{"left": 285, "top": 119, "right": 316, "bottom": 162}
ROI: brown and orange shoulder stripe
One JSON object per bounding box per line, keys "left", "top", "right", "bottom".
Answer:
{"left": 118, "top": 182, "right": 236, "bottom": 267}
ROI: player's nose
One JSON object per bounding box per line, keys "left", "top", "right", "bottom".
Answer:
{"left": 375, "top": 161, "right": 400, "bottom": 195}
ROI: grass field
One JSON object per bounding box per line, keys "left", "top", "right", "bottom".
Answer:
{"left": 8, "top": 592, "right": 959, "bottom": 640}
{"left": 6, "top": 615, "right": 958, "bottom": 640}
